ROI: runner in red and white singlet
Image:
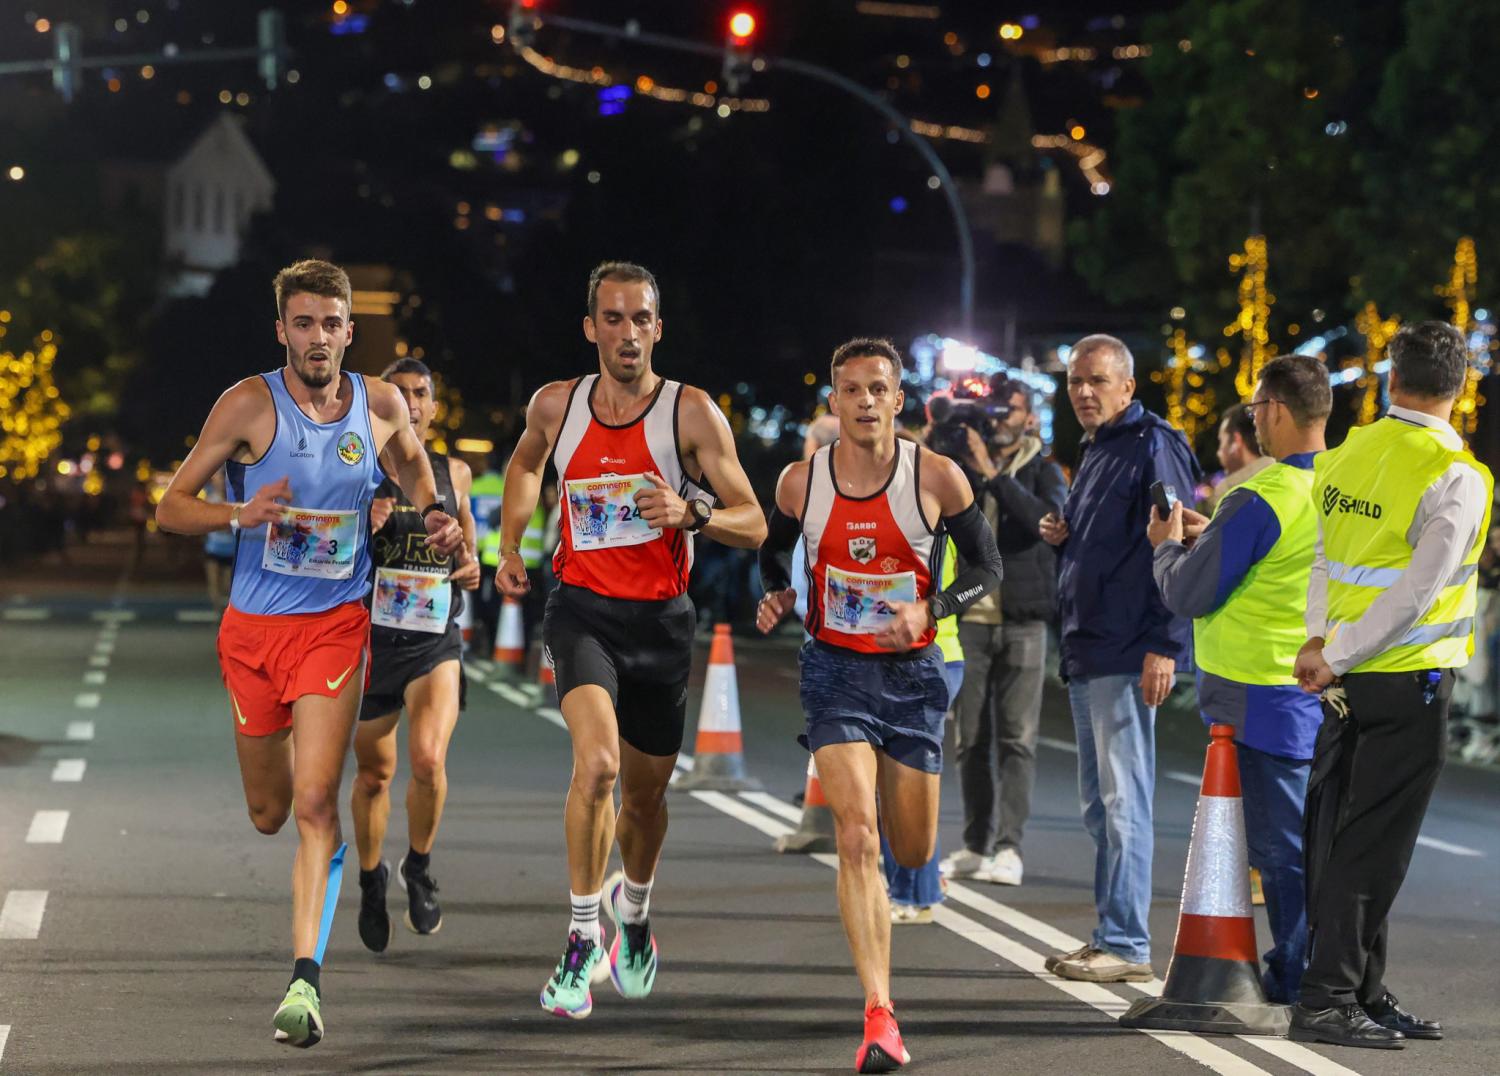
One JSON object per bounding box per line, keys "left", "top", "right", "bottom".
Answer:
{"left": 496, "top": 261, "right": 766, "bottom": 1019}
{"left": 757, "top": 339, "right": 1003, "bottom": 1074}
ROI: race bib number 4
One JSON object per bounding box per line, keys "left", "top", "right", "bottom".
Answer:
{"left": 824, "top": 566, "right": 917, "bottom": 635}
{"left": 262, "top": 506, "right": 360, "bottom": 579}
{"left": 565, "top": 474, "right": 660, "bottom": 551}
{"left": 372, "top": 567, "right": 450, "bottom": 633}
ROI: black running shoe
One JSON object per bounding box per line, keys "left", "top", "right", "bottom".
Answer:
{"left": 358, "top": 860, "right": 393, "bottom": 953}
{"left": 399, "top": 854, "right": 443, "bottom": 935}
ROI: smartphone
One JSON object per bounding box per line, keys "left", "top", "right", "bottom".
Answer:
{"left": 1150, "top": 481, "right": 1179, "bottom": 518}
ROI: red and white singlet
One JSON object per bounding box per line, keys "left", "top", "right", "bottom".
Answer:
{"left": 802, "top": 438, "right": 940, "bottom": 654}
{"left": 551, "top": 374, "right": 705, "bottom": 601}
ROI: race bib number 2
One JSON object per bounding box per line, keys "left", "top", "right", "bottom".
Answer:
{"left": 262, "top": 506, "right": 359, "bottom": 580}
{"left": 565, "top": 474, "right": 660, "bottom": 550}
{"left": 824, "top": 566, "right": 917, "bottom": 635}
{"left": 372, "top": 567, "right": 450, "bottom": 634}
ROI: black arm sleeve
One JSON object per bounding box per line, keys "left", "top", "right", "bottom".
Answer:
{"left": 757, "top": 507, "right": 800, "bottom": 592}
{"left": 929, "top": 501, "right": 1004, "bottom": 621}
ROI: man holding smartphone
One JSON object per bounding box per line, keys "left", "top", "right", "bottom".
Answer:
{"left": 1039, "top": 334, "right": 1202, "bottom": 983}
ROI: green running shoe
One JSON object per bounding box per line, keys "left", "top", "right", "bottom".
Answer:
{"left": 540, "top": 930, "right": 608, "bottom": 1018}
{"left": 272, "top": 978, "right": 323, "bottom": 1048}
{"left": 605, "top": 871, "right": 659, "bottom": 999}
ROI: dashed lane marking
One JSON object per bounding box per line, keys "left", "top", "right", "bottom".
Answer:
{"left": 51, "top": 759, "right": 86, "bottom": 782}
{"left": 1416, "top": 835, "right": 1483, "bottom": 857}
{"left": 0, "top": 891, "right": 47, "bottom": 940}
{"left": 93, "top": 641, "right": 114, "bottom": 655}
{"left": 90, "top": 611, "right": 135, "bottom": 623}
{"left": 175, "top": 609, "right": 220, "bottom": 623}
{"left": 82, "top": 671, "right": 106, "bottom": 686}
{"left": 65, "top": 721, "right": 94, "bottom": 741}
{"left": 74, "top": 693, "right": 99, "bottom": 709}
{"left": 25, "top": 811, "right": 68, "bottom": 844}
{"left": 0, "top": 1023, "right": 9, "bottom": 1063}
{"left": 491, "top": 682, "right": 530, "bottom": 707}
{"left": 2, "top": 608, "right": 48, "bottom": 621}
{"left": 88, "top": 655, "right": 110, "bottom": 668}
{"left": 1165, "top": 770, "right": 1202, "bottom": 786}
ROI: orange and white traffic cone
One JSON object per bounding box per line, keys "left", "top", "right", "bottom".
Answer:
{"left": 491, "top": 596, "right": 525, "bottom": 668}
{"left": 677, "top": 624, "right": 761, "bottom": 791}
{"left": 538, "top": 646, "right": 556, "bottom": 687}
{"left": 1118, "top": 724, "right": 1289, "bottom": 1036}
{"left": 456, "top": 597, "right": 474, "bottom": 654}
{"left": 774, "top": 754, "right": 837, "bottom": 854}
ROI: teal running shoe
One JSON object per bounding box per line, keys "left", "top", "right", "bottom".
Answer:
{"left": 540, "top": 930, "right": 608, "bottom": 1018}
{"left": 272, "top": 978, "right": 323, "bottom": 1048}
{"left": 605, "top": 871, "right": 659, "bottom": 999}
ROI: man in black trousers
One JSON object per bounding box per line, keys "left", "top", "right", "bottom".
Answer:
{"left": 1292, "top": 321, "right": 1493, "bottom": 1049}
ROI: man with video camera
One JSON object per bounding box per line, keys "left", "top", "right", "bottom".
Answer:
{"left": 929, "top": 376, "right": 1066, "bottom": 887}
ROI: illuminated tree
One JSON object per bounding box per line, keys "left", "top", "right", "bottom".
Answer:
{"left": 0, "top": 326, "right": 70, "bottom": 481}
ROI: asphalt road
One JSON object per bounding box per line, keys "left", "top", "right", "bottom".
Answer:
{"left": 2, "top": 539, "right": 1497, "bottom": 1075}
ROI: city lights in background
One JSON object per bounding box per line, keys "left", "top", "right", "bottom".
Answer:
{"left": 728, "top": 11, "right": 757, "bottom": 42}
{"left": 910, "top": 335, "right": 1060, "bottom": 445}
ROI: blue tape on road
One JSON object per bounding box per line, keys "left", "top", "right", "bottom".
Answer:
{"left": 313, "top": 842, "right": 347, "bottom": 966}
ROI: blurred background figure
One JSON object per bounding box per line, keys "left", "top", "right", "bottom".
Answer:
{"left": 202, "top": 469, "right": 235, "bottom": 610}
{"left": 1202, "top": 403, "right": 1271, "bottom": 513}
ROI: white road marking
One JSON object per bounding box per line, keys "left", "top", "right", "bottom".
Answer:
{"left": 2, "top": 608, "right": 49, "bottom": 621}
{"left": 740, "top": 790, "right": 802, "bottom": 823}
{"left": 175, "top": 609, "right": 219, "bottom": 623}
{"left": 82, "top": 671, "right": 106, "bottom": 686}
{"left": 534, "top": 707, "right": 567, "bottom": 731}
{"left": 1416, "top": 835, "right": 1483, "bottom": 857}
{"left": 1037, "top": 735, "right": 1078, "bottom": 753}
{"left": 89, "top": 654, "right": 110, "bottom": 667}
{"left": 26, "top": 810, "right": 69, "bottom": 844}
{"left": 66, "top": 721, "right": 94, "bottom": 741}
{"left": 74, "top": 693, "right": 99, "bottom": 709}
{"left": 0, "top": 891, "right": 48, "bottom": 939}
{"left": 94, "top": 640, "right": 115, "bottom": 655}
{"left": 1165, "top": 770, "right": 1202, "bottom": 786}
{"left": 0, "top": 1024, "right": 8, "bottom": 1063}
{"left": 91, "top": 610, "right": 135, "bottom": 623}
{"left": 492, "top": 682, "right": 529, "bottom": 707}
{"left": 52, "top": 759, "right": 86, "bottom": 782}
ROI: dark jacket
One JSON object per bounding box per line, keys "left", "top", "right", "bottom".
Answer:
{"left": 969, "top": 437, "right": 1067, "bottom": 622}
{"left": 1058, "top": 401, "right": 1202, "bottom": 679}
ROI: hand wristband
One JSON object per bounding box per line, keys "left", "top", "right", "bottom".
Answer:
{"left": 420, "top": 501, "right": 444, "bottom": 520}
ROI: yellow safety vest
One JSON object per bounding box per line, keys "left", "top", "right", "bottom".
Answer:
{"left": 1195, "top": 461, "right": 1316, "bottom": 685}
{"left": 1315, "top": 417, "right": 1494, "bottom": 673}
{"left": 935, "top": 537, "right": 964, "bottom": 664}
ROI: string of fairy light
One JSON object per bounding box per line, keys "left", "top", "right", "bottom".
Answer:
{"left": 0, "top": 321, "right": 70, "bottom": 482}
{"left": 1157, "top": 236, "right": 1493, "bottom": 448}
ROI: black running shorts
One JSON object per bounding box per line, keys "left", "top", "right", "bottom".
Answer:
{"left": 543, "top": 583, "right": 696, "bottom": 757}
{"left": 360, "top": 622, "right": 467, "bottom": 720}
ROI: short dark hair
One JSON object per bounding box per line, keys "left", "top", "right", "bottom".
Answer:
{"left": 587, "top": 261, "right": 659, "bottom": 317}
{"left": 381, "top": 357, "right": 433, "bottom": 385}
{"left": 273, "top": 259, "right": 352, "bottom": 319}
{"left": 1258, "top": 354, "right": 1332, "bottom": 429}
{"left": 830, "top": 337, "right": 903, "bottom": 385}
{"left": 1219, "top": 402, "right": 1260, "bottom": 454}
{"left": 1390, "top": 320, "right": 1468, "bottom": 399}
{"left": 992, "top": 375, "right": 1032, "bottom": 413}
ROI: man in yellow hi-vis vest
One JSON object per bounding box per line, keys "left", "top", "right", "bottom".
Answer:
{"left": 1292, "top": 322, "right": 1493, "bottom": 1050}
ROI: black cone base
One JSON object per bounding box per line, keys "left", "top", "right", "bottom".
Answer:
{"left": 1119, "top": 995, "right": 1290, "bottom": 1036}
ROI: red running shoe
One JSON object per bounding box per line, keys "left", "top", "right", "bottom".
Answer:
{"left": 856, "top": 1001, "right": 910, "bottom": 1073}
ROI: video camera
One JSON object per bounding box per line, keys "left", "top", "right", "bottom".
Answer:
{"left": 926, "top": 375, "right": 1017, "bottom": 463}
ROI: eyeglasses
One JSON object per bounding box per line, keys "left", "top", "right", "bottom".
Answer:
{"left": 1245, "top": 398, "right": 1283, "bottom": 413}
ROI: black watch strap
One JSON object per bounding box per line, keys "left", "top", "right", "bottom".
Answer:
{"left": 688, "top": 498, "right": 711, "bottom": 532}
{"left": 420, "top": 501, "right": 444, "bottom": 519}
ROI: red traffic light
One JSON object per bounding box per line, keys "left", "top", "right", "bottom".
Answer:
{"left": 728, "top": 10, "right": 756, "bottom": 41}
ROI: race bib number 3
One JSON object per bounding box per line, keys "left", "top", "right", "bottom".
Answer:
{"left": 565, "top": 474, "right": 660, "bottom": 550}
{"left": 262, "top": 506, "right": 360, "bottom": 580}
{"left": 824, "top": 566, "right": 917, "bottom": 635}
{"left": 372, "top": 567, "right": 451, "bottom": 633}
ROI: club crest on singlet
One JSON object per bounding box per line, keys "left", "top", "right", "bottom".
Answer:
{"left": 336, "top": 431, "right": 365, "bottom": 465}
{"left": 565, "top": 473, "right": 659, "bottom": 550}
{"left": 262, "top": 506, "right": 360, "bottom": 579}
{"left": 849, "top": 536, "right": 876, "bottom": 564}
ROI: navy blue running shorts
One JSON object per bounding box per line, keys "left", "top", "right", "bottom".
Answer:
{"left": 798, "top": 640, "right": 950, "bottom": 773}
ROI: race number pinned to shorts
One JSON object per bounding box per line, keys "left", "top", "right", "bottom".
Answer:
{"left": 262, "top": 506, "right": 359, "bottom": 579}
{"left": 824, "top": 565, "right": 917, "bottom": 635}
{"left": 565, "top": 474, "right": 660, "bottom": 550}
{"left": 371, "top": 567, "right": 450, "bottom": 633}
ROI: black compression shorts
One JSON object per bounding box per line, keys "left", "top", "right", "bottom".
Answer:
{"left": 542, "top": 583, "right": 696, "bottom": 757}
{"left": 360, "top": 622, "right": 466, "bottom": 720}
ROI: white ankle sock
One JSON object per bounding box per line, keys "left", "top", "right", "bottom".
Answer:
{"left": 619, "top": 875, "right": 653, "bottom": 925}
{"left": 569, "top": 889, "right": 602, "bottom": 942}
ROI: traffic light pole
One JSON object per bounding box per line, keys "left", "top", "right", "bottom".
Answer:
{"left": 517, "top": 9, "right": 977, "bottom": 338}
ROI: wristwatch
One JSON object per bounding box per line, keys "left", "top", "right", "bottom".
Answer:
{"left": 687, "top": 498, "right": 712, "bottom": 532}
{"left": 420, "top": 501, "right": 444, "bottom": 520}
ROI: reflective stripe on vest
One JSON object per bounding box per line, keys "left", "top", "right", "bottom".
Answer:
{"left": 1194, "top": 460, "right": 1316, "bottom": 685}
{"left": 479, "top": 528, "right": 501, "bottom": 568}
{"left": 1315, "top": 417, "right": 1494, "bottom": 673}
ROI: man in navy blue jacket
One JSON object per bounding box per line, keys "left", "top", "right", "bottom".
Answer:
{"left": 1039, "top": 334, "right": 1202, "bottom": 983}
